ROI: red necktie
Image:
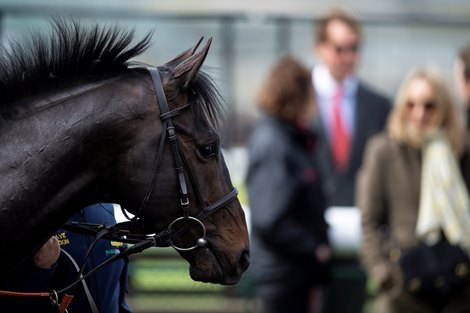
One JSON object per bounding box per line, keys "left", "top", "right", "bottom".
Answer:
{"left": 331, "top": 84, "right": 350, "bottom": 170}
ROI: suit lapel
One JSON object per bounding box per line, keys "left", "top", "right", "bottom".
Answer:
{"left": 348, "top": 84, "right": 369, "bottom": 174}
{"left": 312, "top": 115, "right": 336, "bottom": 177}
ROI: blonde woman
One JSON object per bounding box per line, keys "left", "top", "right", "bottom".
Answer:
{"left": 358, "top": 68, "right": 470, "bottom": 313}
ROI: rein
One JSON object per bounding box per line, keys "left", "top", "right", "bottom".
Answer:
{"left": 0, "top": 66, "right": 239, "bottom": 312}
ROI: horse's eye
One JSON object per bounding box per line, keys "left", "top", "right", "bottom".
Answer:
{"left": 198, "top": 142, "right": 218, "bottom": 160}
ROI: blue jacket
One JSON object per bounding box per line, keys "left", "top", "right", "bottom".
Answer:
{"left": 1, "top": 203, "right": 132, "bottom": 313}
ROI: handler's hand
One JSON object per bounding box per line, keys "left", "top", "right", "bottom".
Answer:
{"left": 315, "top": 243, "right": 332, "bottom": 263}
{"left": 33, "top": 236, "right": 60, "bottom": 269}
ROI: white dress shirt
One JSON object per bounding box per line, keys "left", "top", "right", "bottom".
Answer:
{"left": 312, "top": 64, "right": 359, "bottom": 143}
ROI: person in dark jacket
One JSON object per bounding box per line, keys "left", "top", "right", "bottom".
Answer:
{"left": 246, "top": 56, "right": 331, "bottom": 313}
{"left": 1, "top": 203, "right": 132, "bottom": 313}
{"left": 310, "top": 9, "right": 391, "bottom": 313}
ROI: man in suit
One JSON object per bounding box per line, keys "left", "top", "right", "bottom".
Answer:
{"left": 454, "top": 43, "right": 470, "bottom": 132}
{"left": 311, "top": 8, "right": 391, "bottom": 313}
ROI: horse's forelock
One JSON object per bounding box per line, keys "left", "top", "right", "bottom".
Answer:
{"left": 188, "top": 70, "right": 224, "bottom": 130}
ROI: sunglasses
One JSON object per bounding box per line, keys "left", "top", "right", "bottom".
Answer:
{"left": 406, "top": 101, "right": 436, "bottom": 111}
{"left": 327, "top": 42, "right": 360, "bottom": 54}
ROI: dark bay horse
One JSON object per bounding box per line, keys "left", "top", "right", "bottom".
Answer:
{"left": 0, "top": 21, "right": 249, "bottom": 285}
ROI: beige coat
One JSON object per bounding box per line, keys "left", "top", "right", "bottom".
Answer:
{"left": 357, "top": 132, "right": 470, "bottom": 313}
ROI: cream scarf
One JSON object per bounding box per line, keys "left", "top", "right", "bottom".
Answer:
{"left": 416, "top": 131, "right": 470, "bottom": 249}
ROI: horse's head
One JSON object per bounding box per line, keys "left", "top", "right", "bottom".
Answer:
{"left": 113, "top": 39, "right": 249, "bottom": 284}
{"left": 0, "top": 21, "right": 248, "bottom": 284}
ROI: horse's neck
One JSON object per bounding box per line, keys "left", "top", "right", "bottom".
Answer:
{"left": 0, "top": 82, "right": 114, "bottom": 219}
{"left": 0, "top": 75, "right": 149, "bottom": 278}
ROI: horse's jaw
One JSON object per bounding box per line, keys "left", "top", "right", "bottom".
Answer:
{"left": 187, "top": 246, "right": 224, "bottom": 284}
{"left": 182, "top": 244, "right": 249, "bottom": 285}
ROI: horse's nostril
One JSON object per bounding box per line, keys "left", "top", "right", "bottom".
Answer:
{"left": 238, "top": 250, "right": 250, "bottom": 272}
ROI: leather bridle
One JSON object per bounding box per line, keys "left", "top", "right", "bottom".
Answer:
{"left": 69, "top": 66, "right": 239, "bottom": 250}
{"left": 125, "top": 66, "right": 239, "bottom": 250}
{"left": 0, "top": 66, "right": 239, "bottom": 312}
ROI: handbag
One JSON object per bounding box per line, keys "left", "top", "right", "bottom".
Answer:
{"left": 399, "top": 238, "right": 470, "bottom": 305}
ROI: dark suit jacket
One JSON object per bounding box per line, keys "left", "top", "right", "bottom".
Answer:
{"left": 313, "top": 82, "right": 391, "bottom": 207}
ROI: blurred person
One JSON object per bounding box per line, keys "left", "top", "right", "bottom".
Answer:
{"left": 246, "top": 56, "right": 331, "bottom": 313}
{"left": 454, "top": 43, "right": 470, "bottom": 131}
{"left": 311, "top": 8, "right": 391, "bottom": 312}
{"left": 1, "top": 203, "right": 132, "bottom": 313}
{"left": 358, "top": 68, "right": 470, "bottom": 313}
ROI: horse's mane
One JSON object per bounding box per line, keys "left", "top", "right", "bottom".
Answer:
{"left": 0, "top": 19, "right": 152, "bottom": 105}
{"left": 187, "top": 70, "right": 224, "bottom": 129}
{"left": 0, "top": 19, "right": 223, "bottom": 128}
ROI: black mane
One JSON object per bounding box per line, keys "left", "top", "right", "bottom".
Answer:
{"left": 188, "top": 70, "right": 224, "bottom": 129}
{"left": 0, "top": 19, "right": 152, "bottom": 105}
{"left": 0, "top": 19, "right": 224, "bottom": 128}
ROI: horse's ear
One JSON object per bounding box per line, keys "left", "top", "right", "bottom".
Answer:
{"left": 166, "top": 37, "right": 204, "bottom": 68}
{"left": 171, "top": 37, "right": 212, "bottom": 89}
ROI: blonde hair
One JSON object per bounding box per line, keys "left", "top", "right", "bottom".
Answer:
{"left": 388, "top": 68, "right": 465, "bottom": 155}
